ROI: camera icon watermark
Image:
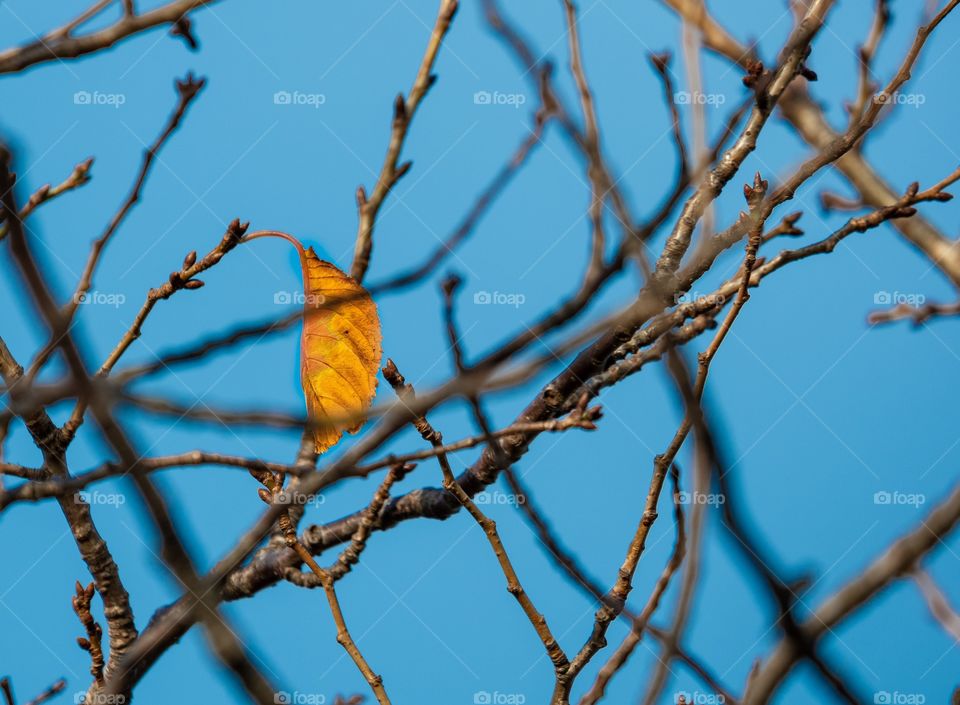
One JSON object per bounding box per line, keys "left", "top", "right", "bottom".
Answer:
{"left": 74, "top": 291, "right": 126, "bottom": 308}
{"left": 273, "top": 291, "right": 327, "bottom": 306}
{"left": 274, "top": 693, "right": 326, "bottom": 705}
{"left": 674, "top": 91, "right": 726, "bottom": 106}
{"left": 873, "top": 691, "right": 926, "bottom": 704}
{"left": 271, "top": 490, "right": 326, "bottom": 509}
{"left": 674, "top": 692, "right": 725, "bottom": 705}
{"left": 873, "top": 92, "right": 926, "bottom": 108}
{"left": 76, "top": 491, "right": 126, "bottom": 508}
{"left": 73, "top": 91, "right": 126, "bottom": 108}
{"left": 473, "top": 692, "right": 526, "bottom": 705}
{"left": 74, "top": 692, "right": 126, "bottom": 704}
{"left": 677, "top": 491, "right": 725, "bottom": 507}
{"left": 873, "top": 491, "right": 925, "bottom": 508}
{"left": 473, "top": 90, "right": 526, "bottom": 108}
{"left": 474, "top": 491, "right": 526, "bottom": 507}
{"left": 674, "top": 291, "right": 726, "bottom": 307}
{"left": 473, "top": 290, "right": 525, "bottom": 308}
{"left": 873, "top": 291, "right": 926, "bottom": 306}
{"left": 274, "top": 90, "right": 326, "bottom": 108}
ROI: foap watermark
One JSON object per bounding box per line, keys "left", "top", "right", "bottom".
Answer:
{"left": 274, "top": 291, "right": 326, "bottom": 305}
{"left": 273, "top": 90, "right": 326, "bottom": 108}
{"left": 675, "top": 692, "right": 725, "bottom": 705}
{"left": 274, "top": 692, "right": 326, "bottom": 705}
{"left": 473, "top": 691, "right": 526, "bottom": 705}
{"left": 475, "top": 490, "right": 526, "bottom": 507}
{"left": 473, "top": 290, "right": 525, "bottom": 308}
{"left": 473, "top": 90, "right": 526, "bottom": 108}
{"left": 677, "top": 491, "right": 725, "bottom": 507}
{"left": 873, "top": 92, "right": 926, "bottom": 108}
{"left": 874, "top": 691, "right": 926, "bottom": 704}
{"left": 873, "top": 291, "right": 926, "bottom": 306}
{"left": 873, "top": 491, "right": 925, "bottom": 508}
{"left": 74, "top": 90, "right": 126, "bottom": 108}
{"left": 674, "top": 291, "right": 726, "bottom": 307}
{"left": 74, "top": 691, "right": 126, "bottom": 704}
{"left": 74, "top": 291, "right": 126, "bottom": 308}
{"left": 271, "top": 490, "right": 326, "bottom": 508}
{"left": 674, "top": 90, "right": 726, "bottom": 107}
{"left": 76, "top": 491, "right": 126, "bottom": 507}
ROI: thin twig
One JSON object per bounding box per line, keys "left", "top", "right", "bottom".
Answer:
{"left": 0, "top": 158, "right": 93, "bottom": 242}
{"left": 0, "top": 0, "right": 224, "bottom": 74}
{"left": 24, "top": 74, "right": 205, "bottom": 386}
{"left": 257, "top": 474, "right": 392, "bottom": 705}
{"left": 60, "top": 218, "right": 249, "bottom": 443}
{"left": 382, "top": 359, "right": 570, "bottom": 680}
{"left": 350, "top": 0, "right": 459, "bottom": 282}
{"left": 72, "top": 581, "right": 106, "bottom": 686}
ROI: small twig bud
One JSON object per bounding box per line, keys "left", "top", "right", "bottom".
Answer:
{"left": 170, "top": 16, "right": 199, "bottom": 50}
{"left": 799, "top": 64, "right": 818, "bottom": 81}
{"left": 28, "top": 185, "right": 51, "bottom": 207}
{"left": 441, "top": 273, "right": 462, "bottom": 298}
{"left": 176, "top": 72, "right": 206, "bottom": 100}
{"left": 393, "top": 94, "right": 407, "bottom": 124}
{"left": 743, "top": 59, "right": 765, "bottom": 88}
{"left": 649, "top": 51, "right": 671, "bottom": 73}
{"left": 743, "top": 171, "right": 768, "bottom": 209}
{"left": 395, "top": 161, "right": 413, "bottom": 181}
{"left": 247, "top": 466, "right": 273, "bottom": 485}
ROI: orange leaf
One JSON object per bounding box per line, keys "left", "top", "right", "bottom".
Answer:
{"left": 247, "top": 231, "right": 382, "bottom": 454}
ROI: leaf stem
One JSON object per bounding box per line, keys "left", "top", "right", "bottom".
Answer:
{"left": 244, "top": 230, "right": 307, "bottom": 260}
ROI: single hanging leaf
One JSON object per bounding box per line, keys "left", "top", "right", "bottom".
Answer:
{"left": 300, "top": 249, "right": 382, "bottom": 452}
{"left": 247, "top": 231, "right": 382, "bottom": 454}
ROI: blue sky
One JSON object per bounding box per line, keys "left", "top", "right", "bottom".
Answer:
{"left": 2, "top": 1, "right": 959, "bottom": 703}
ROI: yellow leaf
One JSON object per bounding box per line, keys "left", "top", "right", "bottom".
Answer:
{"left": 247, "top": 231, "right": 382, "bottom": 454}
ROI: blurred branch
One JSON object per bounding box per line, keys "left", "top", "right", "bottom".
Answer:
{"left": 2, "top": 3, "right": 957, "bottom": 702}
{"left": 60, "top": 217, "right": 249, "bottom": 443}
{"left": 0, "top": 158, "right": 93, "bottom": 242}
{"left": 744, "top": 482, "right": 960, "bottom": 703}
{"left": 847, "top": 0, "right": 890, "bottom": 124}
{"left": 912, "top": 569, "right": 960, "bottom": 641}
{"left": 0, "top": 678, "right": 67, "bottom": 705}
{"left": 664, "top": 0, "right": 960, "bottom": 287}
{"left": 868, "top": 299, "right": 960, "bottom": 326}
{"left": 2, "top": 145, "right": 275, "bottom": 705}
{"left": 652, "top": 0, "right": 834, "bottom": 285}
{"left": 0, "top": 0, "right": 224, "bottom": 74}
{"left": 23, "top": 680, "right": 67, "bottom": 705}
{"left": 0, "top": 151, "right": 139, "bottom": 682}
{"left": 368, "top": 68, "right": 554, "bottom": 295}
{"left": 24, "top": 74, "right": 206, "bottom": 388}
